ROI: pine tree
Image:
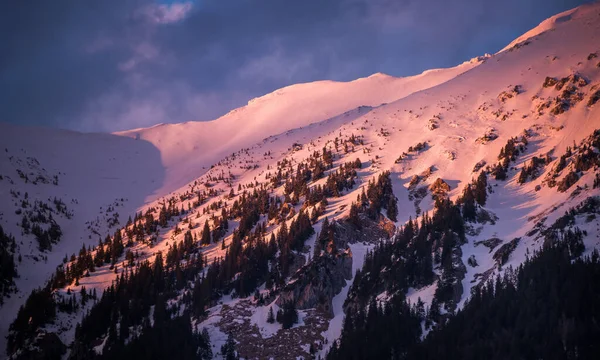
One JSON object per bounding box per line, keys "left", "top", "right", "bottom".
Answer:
{"left": 221, "top": 332, "right": 239, "bottom": 360}
{"left": 387, "top": 196, "right": 398, "bottom": 222}
{"left": 461, "top": 186, "right": 476, "bottom": 221}
{"left": 267, "top": 306, "right": 275, "bottom": 324}
{"left": 201, "top": 221, "right": 211, "bottom": 245}
{"left": 474, "top": 171, "right": 488, "bottom": 206}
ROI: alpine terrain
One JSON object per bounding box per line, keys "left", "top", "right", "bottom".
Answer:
{"left": 2, "top": 3, "right": 600, "bottom": 359}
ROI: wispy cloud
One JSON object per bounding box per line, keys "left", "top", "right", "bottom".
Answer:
{"left": 139, "top": 2, "right": 194, "bottom": 24}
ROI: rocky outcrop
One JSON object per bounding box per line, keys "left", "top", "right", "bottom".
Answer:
{"left": 277, "top": 249, "right": 353, "bottom": 317}
{"left": 472, "top": 160, "right": 487, "bottom": 173}
{"left": 277, "top": 215, "right": 394, "bottom": 317}
{"left": 407, "top": 166, "right": 434, "bottom": 190}
{"left": 543, "top": 76, "right": 558, "bottom": 88}
{"left": 335, "top": 215, "right": 395, "bottom": 249}
{"left": 13, "top": 331, "right": 66, "bottom": 360}
{"left": 587, "top": 85, "right": 600, "bottom": 107}
{"left": 475, "top": 237, "right": 502, "bottom": 252}
{"left": 498, "top": 85, "right": 523, "bottom": 102}
{"left": 475, "top": 129, "right": 498, "bottom": 144}
{"left": 493, "top": 238, "right": 521, "bottom": 266}
{"left": 430, "top": 178, "right": 451, "bottom": 199}
{"left": 450, "top": 244, "right": 467, "bottom": 311}
{"left": 288, "top": 252, "right": 307, "bottom": 276}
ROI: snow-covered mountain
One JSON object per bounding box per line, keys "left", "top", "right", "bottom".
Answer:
{"left": 117, "top": 58, "right": 483, "bottom": 194}
{"left": 2, "top": 2, "right": 600, "bottom": 359}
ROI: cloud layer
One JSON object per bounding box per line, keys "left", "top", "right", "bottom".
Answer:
{"left": 0, "top": 0, "right": 590, "bottom": 132}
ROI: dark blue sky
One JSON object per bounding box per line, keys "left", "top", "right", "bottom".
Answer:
{"left": 0, "top": 0, "right": 591, "bottom": 132}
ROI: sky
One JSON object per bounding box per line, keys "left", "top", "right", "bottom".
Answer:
{"left": 0, "top": 0, "right": 592, "bottom": 133}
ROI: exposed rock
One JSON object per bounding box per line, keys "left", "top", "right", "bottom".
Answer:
{"left": 557, "top": 171, "right": 580, "bottom": 192}
{"left": 217, "top": 299, "right": 329, "bottom": 360}
{"left": 555, "top": 73, "right": 587, "bottom": 90}
{"left": 498, "top": 85, "right": 523, "bottom": 102}
{"left": 288, "top": 252, "right": 307, "bottom": 276}
{"left": 588, "top": 88, "right": 600, "bottom": 107}
{"left": 434, "top": 232, "right": 467, "bottom": 313}
{"left": 473, "top": 267, "right": 496, "bottom": 285}
{"left": 472, "top": 160, "right": 487, "bottom": 173}
{"left": 277, "top": 250, "right": 353, "bottom": 317}
{"left": 493, "top": 238, "right": 521, "bottom": 266}
{"left": 408, "top": 141, "right": 428, "bottom": 153}
{"left": 291, "top": 142, "right": 303, "bottom": 151}
{"left": 544, "top": 197, "right": 600, "bottom": 235}
{"left": 409, "top": 186, "right": 428, "bottom": 215}
{"left": 508, "top": 40, "right": 530, "bottom": 52}
{"left": 475, "top": 129, "right": 498, "bottom": 144}
{"left": 407, "top": 166, "right": 434, "bottom": 190}
{"left": 467, "top": 255, "right": 478, "bottom": 267}
{"left": 13, "top": 331, "right": 66, "bottom": 360}
{"left": 551, "top": 84, "right": 584, "bottom": 115}
{"left": 449, "top": 244, "right": 467, "bottom": 311}
{"left": 336, "top": 215, "right": 396, "bottom": 248}
{"left": 428, "top": 119, "right": 439, "bottom": 130}
{"left": 536, "top": 98, "right": 553, "bottom": 115}
{"left": 444, "top": 150, "right": 456, "bottom": 161}
{"left": 465, "top": 224, "right": 484, "bottom": 237}
{"left": 277, "top": 214, "right": 394, "bottom": 317}
{"left": 475, "top": 208, "right": 499, "bottom": 225}
{"left": 408, "top": 175, "right": 421, "bottom": 189}
{"left": 430, "top": 178, "right": 451, "bottom": 199}
{"left": 475, "top": 237, "right": 502, "bottom": 252}
{"left": 543, "top": 76, "right": 558, "bottom": 88}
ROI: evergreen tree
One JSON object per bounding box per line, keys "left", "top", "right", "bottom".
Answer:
{"left": 201, "top": 221, "right": 211, "bottom": 245}
{"left": 221, "top": 332, "right": 239, "bottom": 360}
{"left": 267, "top": 306, "right": 275, "bottom": 324}
{"left": 474, "top": 171, "right": 488, "bottom": 206}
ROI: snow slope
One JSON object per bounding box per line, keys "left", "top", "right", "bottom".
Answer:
{"left": 116, "top": 58, "right": 484, "bottom": 195}
{"left": 0, "top": 123, "right": 165, "bottom": 352}
{"left": 500, "top": 5, "right": 582, "bottom": 53}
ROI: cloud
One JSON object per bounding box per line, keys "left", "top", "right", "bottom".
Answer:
{"left": 141, "top": 2, "right": 194, "bottom": 24}
{"left": 0, "top": 0, "right": 592, "bottom": 132}
{"left": 118, "top": 41, "right": 161, "bottom": 71}
{"left": 237, "top": 41, "right": 317, "bottom": 84}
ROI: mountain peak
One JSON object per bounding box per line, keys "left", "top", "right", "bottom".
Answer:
{"left": 499, "top": 2, "right": 597, "bottom": 53}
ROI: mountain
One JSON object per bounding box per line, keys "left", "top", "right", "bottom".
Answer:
{"left": 2, "top": 2, "right": 600, "bottom": 359}
{"left": 0, "top": 123, "right": 165, "bottom": 353}
{"left": 117, "top": 58, "right": 483, "bottom": 194}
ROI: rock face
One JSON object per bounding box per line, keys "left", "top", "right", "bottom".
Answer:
{"left": 493, "top": 238, "right": 521, "bottom": 266}
{"left": 475, "top": 237, "right": 503, "bottom": 252}
{"left": 288, "top": 252, "right": 307, "bottom": 276}
{"left": 277, "top": 249, "right": 353, "bottom": 317}
{"left": 498, "top": 84, "right": 523, "bottom": 102}
{"left": 13, "top": 331, "right": 66, "bottom": 360}
{"left": 277, "top": 216, "right": 394, "bottom": 317}
{"left": 334, "top": 215, "right": 396, "bottom": 249}
{"left": 543, "top": 76, "right": 558, "bottom": 88}
{"left": 588, "top": 86, "right": 600, "bottom": 107}
{"left": 450, "top": 244, "right": 467, "bottom": 311}
{"left": 216, "top": 299, "right": 329, "bottom": 360}
{"left": 430, "top": 178, "right": 451, "bottom": 199}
